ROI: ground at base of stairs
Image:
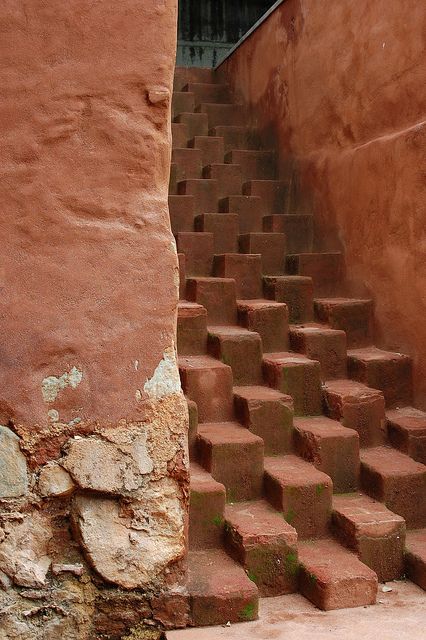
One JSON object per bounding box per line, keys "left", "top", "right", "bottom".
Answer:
{"left": 166, "top": 580, "right": 426, "bottom": 640}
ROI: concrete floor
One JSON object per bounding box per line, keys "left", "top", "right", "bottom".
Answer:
{"left": 167, "top": 581, "right": 426, "bottom": 640}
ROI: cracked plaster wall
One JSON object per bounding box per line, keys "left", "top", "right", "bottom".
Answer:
{"left": 0, "top": 1, "right": 188, "bottom": 637}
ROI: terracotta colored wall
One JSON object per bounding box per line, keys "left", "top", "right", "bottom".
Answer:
{"left": 221, "top": 0, "right": 426, "bottom": 407}
{"left": 0, "top": 1, "right": 189, "bottom": 636}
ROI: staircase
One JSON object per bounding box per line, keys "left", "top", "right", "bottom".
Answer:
{"left": 171, "top": 66, "right": 426, "bottom": 626}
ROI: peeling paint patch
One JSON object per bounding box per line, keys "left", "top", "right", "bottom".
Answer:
{"left": 42, "top": 367, "right": 83, "bottom": 403}
{"left": 144, "top": 346, "right": 181, "bottom": 399}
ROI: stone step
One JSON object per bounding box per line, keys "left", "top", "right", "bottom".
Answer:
{"left": 210, "top": 125, "right": 257, "bottom": 152}
{"left": 177, "top": 178, "right": 218, "bottom": 215}
{"left": 264, "top": 455, "right": 333, "bottom": 539}
{"left": 183, "top": 82, "right": 230, "bottom": 106}
{"left": 263, "top": 275, "right": 314, "bottom": 323}
{"left": 194, "top": 213, "right": 239, "bottom": 254}
{"left": 174, "top": 66, "right": 215, "bottom": 92}
{"left": 178, "top": 355, "right": 234, "bottom": 423}
{"left": 168, "top": 195, "right": 194, "bottom": 234}
{"left": 172, "top": 91, "right": 195, "bottom": 119}
{"left": 213, "top": 253, "right": 262, "bottom": 299}
{"left": 172, "top": 122, "right": 188, "bottom": 148}
{"left": 233, "top": 385, "right": 293, "bottom": 454}
{"left": 293, "top": 416, "right": 359, "bottom": 492}
{"left": 187, "top": 398, "right": 198, "bottom": 459}
{"left": 225, "top": 150, "right": 276, "bottom": 180}
{"left": 323, "top": 379, "right": 386, "bottom": 447}
{"left": 314, "top": 297, "right": 374, "bottom": 348}
{"left": 347, "top": 346, "right": 413, "bottom": 407}
{"left": 331, "top": 493, "right": 405, "bottom": 582}
{"left": 175, "top": 232, "right": 213, "bottom": 277}
{"left": 203, "top": 163, "right": 243, "bottom": 198}
{"left": 188, "top": 549, "right": 258, "bottom": 626}
{"left": 178, "top": 252, "right": 186, "bottom": 299}
{"left": 386, "top": 407, "right": 426, "bottom": 465}
{"left": 239, "top": 232, "right": 286, "bottom": 276}
{"left": 198, "top": 103, "right": 246, "bottom": 127}
{"left": 197, "top": 422, "right": 264, "bottom": 502}
{"left": 224, "top": 500, "right": 298, "bottom": 596}
{"left": 219, "top": 195, "right": 264, "bottom": 232}
{"left": 169, "top": 162, "right": 177, "bottom": 194}
{"left": 172, "top": 147, "right": 202, "bottom": 181}
{"left": 298, "top": 538, "right": 377, "bottom": 610}
{"left": 188, "top": 135, "right": 224, "bottom": 166}
{"left": 237, "top": 299, "right": 289, "bottom": 353}
{"left": 189, "top": 462, "right": 226, "bottom": 550}
{"left": 405, "top": 529, "right": 426, "bottom": 591}
{"left": 360, "top": 446, "right": 426, "bottom": 528}
{"left": 177, "top": 301, "right": 207, "bottom": 356}
{"left": 286, "top": 252, "right": 344, "bottom": 297}
{"left": 263, "top": 352, "right": 322, "bottom": 416}
{"left": 263, "top": 214, "right": 314, "bottom": 253}
{"left": 186, "top": 277, "right": 237, "bottom": 325}
{"left": 207, "top": 325, "right": 263, "bottom": 385}
{"left": 243, "top": 180, "right": 288, "bottom": 214}
{"left": 174, "top": 111, "right": 208, "bottom": 138}
{"left": 289, "top": 323, "right": 347, "bottom": 380}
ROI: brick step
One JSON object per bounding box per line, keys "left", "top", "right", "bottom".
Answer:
{"left": 197, "top": 422, "right": 264, "bottom": 502}
{"left": 174, "top": 112, "right": 208, "bottom": 138}
{"left": 263, "top": 214, "right": 314, "bottom": 253}
{"left": 289, "top": 323, "right": 347, "bottom": 381}
{"left": 225, "top": 150, "right": 276, "bottom": 180}
{"left": 198, "top": 103, "right": 246, "bottom": 127}
{"left": 239, "top": 232, "right": 286, "bottom": 276}
{"left": 194, "top": 213, "right": 238, "bottom": 254}
{"left": 177, "top": 301, "right": 207, "bottom": 356}
{"left": 177, "top": 179, "right": 218, "bottom": 214}
{"left": 186, "top": 277, "right": 237, "bottom": 325}
{"left": 169, "top": 162, "right": 177, "bottom": 194}
{"left": 188, "top": 135, "right": 224, "bottom": 166}
{"left": 183, "top": 82, "right": 230, "bottom": 106}
{"left": 405, "top": 529, "right": 426, "bottom": 591}
{"left": 237, "top": 299, "right": 289, "bottom": 352}
{"left": 360, "top": 446, "right": 426, "bottom": 528}
{"left": 176, "top": 232, "right": 213, "bottom": 277}
{"left": 187, "top": 549, "right": 258, "bottom": 626}
{"left": 174, "top": 67, "right": 215, "bottom": 92}
{"left": 233, "top": 385, "right": 293, "bottom": 454}
{"left": 179, "top": 355, "right": 234, "bottom": 423}
{"left": 331, "top": 493, "right": 405, "bottom": 582}
{"left": 323, "top": 379, "right": 386, "bottom": 447}
{"left": 347, "top": 346, "right": 413, "bottom": 407}
{"left": 207, "top": 325, "right": 263, "bottom": 385}
{"left": 168, "top": 195, "right": 194, "bottom": 234}
{"left": 213, "top": 253, "right": 262, "bottom": 299}
{"left": 187, "top": 398, "right": 198, "bottom": 459}
{"left": 264, "top": 455, "right": 333, "bottom": 538}
{"left": 210, "top": 126, "right": 259, "bottom": 152}
{"left": 189, "top": 462, "right": 226, "bottom": 550}
{"left": 172, "top": 91, "right": 195, "bottom": 119}
{"left": 178, "top": 253, "right": 186, "bottom": 299}
{"left": 293, "top": 416, "right": 359, "bottom": 492}
{"left": 172, "top": 122, "right": 188, "bottom": 148}
{"left": 243, "top": 180, "right": 288, "bottom": 214}
{"left": 386, "top": 407, "right": 426, "bottom": 465}
{"left": 203, "top": 163, "right": 242, "bottom": 198}
{"left": 314, "top": 297, "right": 374, "bottom": 348}
{"left": 298, "top": 538, "right": 377, "bottom": 610}
{"left": 286, "top": 252, "right": 344, "bottom": 297}
{"left": 263, "top": 352, "right": 322, "bottom": 416}
{"left": 224, "top": 500, "right": 298, "bottom": 596}
{"left": 219, "top": 195, "right": 264, "bottom": 232}
{"left": 263, "top": 275, "right": 314, "bottom": 323}
{"left": 172, "top": 148, "right": 202, "bottom": 181}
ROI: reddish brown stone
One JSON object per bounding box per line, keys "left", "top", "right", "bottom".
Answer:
{"left": 207, "top": 326, "right": 263, "bottom": 385}
{"left": 189, "top": 462, "right": 225, "bottom": 550}
{"left": 203, "top": 163, "right": 243, "bottom": 199}
{"left": 243, "top": 180, "right": 288, "bottom": 214}
{"left": 213, "top": 253, "right": 262, "bottom": 299}
{"left": 239, "top": 232, "right": 286, "bottom": 275}
{"left": 314, "top": 298, "right": 374, "bottom": 348}
{"left": 237, "top": 299, "right": 289, "bottom": 353}
{"left": 177, "top": 301, "right": 207, "bottom": 356}
{"left": 387, "top": 407, "right": 426, "bottom": 465}
{"left": 289, "top": 324, "right": 347, "bottom": 380}
{"left": 179, "top": 355, "right": 234, "bottom": 423}
{"left": 219, "top": 195, "right": 264, "bottom": 233}
{"left": 186, "top": 277, "right": 237, "bottom": 325}
{"left": 405, "top": 529, "right": 426, "bottom": 591}
{"left": 263, "top": 275, "right": 314, "bottom": 323}
{"left": 194, "top": 213, "right": 239, "bottom": 254}
{"left": 263, "top": 352, "right": 322, "bottom": 415}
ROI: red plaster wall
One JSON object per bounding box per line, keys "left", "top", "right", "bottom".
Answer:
{"left": 221, "top": 0, "right": 426, "bottom": 407}
{"left": 0, "top": 0, "right": 179, "bottom": 429}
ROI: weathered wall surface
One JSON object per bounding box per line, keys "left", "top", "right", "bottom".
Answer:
{"left": 0, "top": 1, "right": 188, "bottom": 637}
{"left": 220, "top": 0, "right": 426, "bottom": 407}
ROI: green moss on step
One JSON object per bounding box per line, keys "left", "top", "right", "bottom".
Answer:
{"left": 238, "top": 602, "right": 256, "bottom": 621}
{"left": 285, "top": 508, "right": 296, "bottom": 524}
{"left": 212, "top": 515, "right": 224, "bottom": 527}
{"left": 285, "top": 551, "right": 299, "bottom": 577}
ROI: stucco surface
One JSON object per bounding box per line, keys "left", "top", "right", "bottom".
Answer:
{"left": 221, "top": 0, "right": 426, "bottom": 407}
